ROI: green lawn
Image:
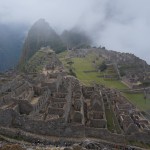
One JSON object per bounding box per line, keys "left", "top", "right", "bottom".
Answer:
{"left": 71, "top": 56, "right": 127, "bottom": 89}
{"left": 105, "top": 105, "right": 122, "bottom": 134}
{"left": 105, "top": 108, "right": 115, "bottom": 132}
{"left": 128, "top": 141, "right": 150, "bottom": 149}
{"left": 123, "top": 93, "right": 150, "bottom": 111}
{"left": 58, "top": 52, "right": 127, "bottom": 89}
{"left": 58, "top": 50, "right": 68, "bottom": 60}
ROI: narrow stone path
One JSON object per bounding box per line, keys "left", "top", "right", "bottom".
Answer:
{"left": 0, "top": 127, "right": 145, "bottom": 150}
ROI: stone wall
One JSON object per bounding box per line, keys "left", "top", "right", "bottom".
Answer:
{"left": 0, "top": 93, "right": 13, "bottom": 106}
{"left": 0, "top": 109, "right": 18, "bottom": 127}
{"left": 127, "top": 131, "right": 150, "bottom": 143}
{"left": 48, "top": 107, "right": 64, "bottom": 117}
{"left": 89, "top": 119, "right": 107, "bottom": 128}
{"left": 85, "top": 127, "right": 125, "bottom": 143}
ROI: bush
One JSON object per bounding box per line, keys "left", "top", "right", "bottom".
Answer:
{"left": 99, "top": 61, "right": 107, "bottom": 72}
{"left": 69, "top": 68, "right": 76, "bottom": 77}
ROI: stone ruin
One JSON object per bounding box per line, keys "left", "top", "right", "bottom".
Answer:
{"left": 68, "top": 48, "right": 150, "bottom": 89}
{"left": 0, "top": 50, "right": 149, "bottom": 146}
{"left": 108, "top": 90, "right": 150, "bottom": 143}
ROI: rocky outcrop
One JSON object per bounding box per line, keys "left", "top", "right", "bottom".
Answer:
{"left": 19, "top": 19, "right": 65, "bottom": 67}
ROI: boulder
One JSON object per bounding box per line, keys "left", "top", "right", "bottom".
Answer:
{"left": 18, "top": 100, "right": 33, "bottom": 115}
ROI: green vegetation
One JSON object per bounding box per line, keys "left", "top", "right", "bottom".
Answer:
{"left": 105, "top": 108, "right": 115, "bottom": 132}
{"left": 98, "top": 61, "right": 107, "bottom": 72}
{"left": 123, "top": 92, "right": 150, "bottom": 111}
{"left": 58, "top": 51, "right": 150, "bottom": 113}
{"left": 58, "top": 51, "right": 127, "bottom": 89}
{"left": 128, "top": 141, "right": 150, "bottom": 149}
{"left": 105, "top": 105, "right": 122, "bottom": 134}
{"left": 23, "top": 50, "right": 49, "bottom": 73}
{"left": 68, "top": 68, "right": 77, "bottom": 77}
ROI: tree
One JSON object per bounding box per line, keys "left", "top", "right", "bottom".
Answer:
{"left": 99, "top": 61, "right": 107, "bottom": 72}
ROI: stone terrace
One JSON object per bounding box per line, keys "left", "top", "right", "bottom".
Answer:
{"left": 0, "top": 49, "right": 149, "bottom": 145}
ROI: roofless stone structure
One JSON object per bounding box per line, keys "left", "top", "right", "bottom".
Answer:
{"left": 0, "top": 48, "right": 149, "bottom": 147}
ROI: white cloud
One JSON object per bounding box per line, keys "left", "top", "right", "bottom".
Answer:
{"left": 0, "top": 0, "right": 150, "bottom": 63}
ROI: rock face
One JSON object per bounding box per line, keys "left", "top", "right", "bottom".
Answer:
{"left": 19, "top": 19, "right": 64, "bottom": 66}
{"left": 61, "top": 28, "right": 91, "bottom": 50}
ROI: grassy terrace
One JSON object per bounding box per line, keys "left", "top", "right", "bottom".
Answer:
{"left": 72, "top": 57, "right": 126, "bottom": 89}
{"left": 23, "top": 50, "right": 50, "bottom": 73}
{"left": 59, "top": 51, "right": 127, "bottom": 89}
{"left": 105, "top": 106, "right": 122, "bottom": 134}
{"left": 123, "top": 93, "right": 150, "bottom": 112}
{"left": 58, "top": 51, "right": 150, "bottom": 113}
{"left": 59, "top": 51, "right": 127, "bottom": 133}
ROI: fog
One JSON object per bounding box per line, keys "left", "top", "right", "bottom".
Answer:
{"left": 0, "top": 0, "right": 150, "bottom": 63}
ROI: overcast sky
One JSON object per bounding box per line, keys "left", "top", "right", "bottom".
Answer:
{"left": 0, "top": 0, "right": 150, "bottom": 63}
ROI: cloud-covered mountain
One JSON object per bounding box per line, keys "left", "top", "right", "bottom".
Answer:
{"left": 19, "top": 19, "right": 92, "bottom": 67}
{"left": 0, "top": 23, "right": 26, "bottom": 72}
{"left": 61, "top": 28, "right": 91, "bottom": 49}
{"left": 0, "top": 0, "right": 150, "bottom": 63}
{"left": 19, "top": 19, "right": 65, "bottom": 66}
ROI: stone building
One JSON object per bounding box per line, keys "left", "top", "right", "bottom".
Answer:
{"left": 0, "top": 49, "right": 149, "bottom": 144}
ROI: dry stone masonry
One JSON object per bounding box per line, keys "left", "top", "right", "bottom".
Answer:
{"left": 0, "top": 47, "right": 149, "bottom": 146}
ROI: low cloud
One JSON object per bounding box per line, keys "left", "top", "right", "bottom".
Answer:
{"left": 0, "top": 0, "right": 150, "bottom": 63}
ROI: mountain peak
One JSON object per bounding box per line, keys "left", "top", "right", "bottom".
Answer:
{"left": 32, "top": 18, "right": 49, "bottom": 29}
{"left": 18, "top": 19, "right": 65, "bottom": 68}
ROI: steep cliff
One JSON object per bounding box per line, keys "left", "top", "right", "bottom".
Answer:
{"left": 19, "top": 19, "right": 65, "bottom": 67}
